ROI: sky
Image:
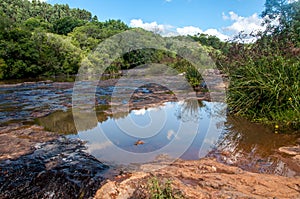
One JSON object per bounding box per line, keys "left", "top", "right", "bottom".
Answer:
{"left": 45, "top": 0, "right": 268, "bottom": 41}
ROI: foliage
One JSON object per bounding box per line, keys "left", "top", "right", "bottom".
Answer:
{"left": 222, "top": 0, "right": 300, "bottom": 130}
{"left": 149, "top": 177, "right": 183, "bottom": 199}
{"left": 0, "top": 0, "right": 93, "bottom": 24}
{"left": 69, "top": 20, "right": 129, "bottom": 52}
{"left": 53, "top": 16, "right": 86, "bottom": 35}
{"left": 0, "top": 0, "right": 207, "bottom": 88}
{"left": 0, "top": 0, "right": 130, "bottom": 79}
{"left": 262, "top": 0, "right": 298, "bottom": 32}
{"left": 227, "top": 54, "right": 300, "bottom": 130}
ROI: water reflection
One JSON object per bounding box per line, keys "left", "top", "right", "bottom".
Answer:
{"left": 37, "top": 100, "right": 299, "bottom": 176}
{"left": 38, "top": 100, "right": 227, "bottom": 166}
{"left": 78, "top": 100, "right": 226, "bottom": 165}
{"left": 208, "top": 116, "right": 300, "bottom": 176}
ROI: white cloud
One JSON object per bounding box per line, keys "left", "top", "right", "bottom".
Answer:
{"left": 130, "top": 19, "right": 228, "bottom": 40}
{"left": 130, "top": 11, "right": 267, "bottom": 43}
{"left": 165, "top": 0, "right": 172, "bottom": 2}
{"left": 130, "top": 19, "right": 174, "bottom": 35}
{"left": 87, "top": 141, "right": 112, "bottom": 152}
{"left": 222, "top": 11, "right": 264, "bottom": 35}
{"left": 176, "top": 26, "right": 202, "bottom": 36}
{"left": 167, "top": 129, "right": 180, "bottom": 140}
{"left": 176, "top": 26, "right": 229, "bottom": 41}
{"left": 167, "top": 130, "right": 175, "bottom": 140}
{"left": 203, "top": 28, "right": 229, "bottom": 41}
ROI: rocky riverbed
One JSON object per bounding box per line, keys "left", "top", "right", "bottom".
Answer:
{"left": 0, "top": 125, "right": 109, "bottom": 199}
{"left": 0, "top": 76, "right": 299, "bottom": 199}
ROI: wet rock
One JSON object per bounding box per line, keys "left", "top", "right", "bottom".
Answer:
{"left": 0, "top": 81, "right": 74, "bottom": 124}
{"left": 134, "top": 140, "right": 145, "bottom": 146}
{"left": 95, "top": 158, "right": 300, "bottom": 199}
{"left": 0, "top": 124, "right": 58, "bottom": 161}
{"left": 0, "top": 137, "right": 108, "bottom": 199}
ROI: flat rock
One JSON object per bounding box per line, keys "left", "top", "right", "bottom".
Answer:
{"left": 95, "top": 158, "right": 300, "bottom": 199}
{"left": 0, "top": 124, "right": 58, "bottom": 160}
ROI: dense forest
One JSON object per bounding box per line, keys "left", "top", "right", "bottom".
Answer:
{"left": 0, "top": 0, "right": 299, "bottom": 130}
{"left": 0, "top": 0, "right": 129, "bottom": 79}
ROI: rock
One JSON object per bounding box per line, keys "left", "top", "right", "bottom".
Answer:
{"left": 134, "top": 140, "right": 145, "bottom": 146}
{"left": 0, "top": 124, "right": 58, "bottom": 161}
{"left": 293, "top": 155, "right": 300, "bottom": 160}
{"left": 95, "top": 172, "right": 149, "bottom": 199}
{"left": 279, "top": 146, "right": 300, "bottom": 156}
{"left": 95, "top": 158, "right": 300, "bottom": 199}
{"left": 0, "top": 137, "right": 108, "bottom": 199}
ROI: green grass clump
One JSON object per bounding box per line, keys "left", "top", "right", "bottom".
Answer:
{"left": 149, "top": 177, "right": 183, "bottom": 199}
{"left": 227, "top": 55, "right": 300, "bottom": 130}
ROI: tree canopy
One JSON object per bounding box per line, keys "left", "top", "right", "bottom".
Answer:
{"left": 0, "top": 0, "right": 130, "bottom": 79}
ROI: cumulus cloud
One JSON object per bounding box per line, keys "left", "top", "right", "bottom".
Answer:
{"left": 130, "top": 19, "right": 228, "bottom": 40}
{"left": 130, "top": 19, "right": 175, "bottom": 35}
{"left": 130, "top": 11, "right": 267, "bottom": 43}
{"left": 176, "top": 26, "right": 202, "bottom": 36}
{"left": 177, "top": 26, "right": 229, "bottom": 41}
{"left": 203, "top": 29, "right": 229, "bottom": 41}
{"left": 222, "top": 11, "right": 264, "bottom": 35}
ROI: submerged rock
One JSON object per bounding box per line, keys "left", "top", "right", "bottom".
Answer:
{"left": 134, "top": 140, "right": 145, "bottom": 146}
{"left": 0, "top": 137, "right": 108, "bottom": 199}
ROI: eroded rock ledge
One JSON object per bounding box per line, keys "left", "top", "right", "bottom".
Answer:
{"left": 95, "top": 158, "right": 300, "bottom": 199}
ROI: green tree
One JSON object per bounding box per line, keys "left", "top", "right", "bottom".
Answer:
{"left": 53, "top": 16, "right": 86, "bottom": 35}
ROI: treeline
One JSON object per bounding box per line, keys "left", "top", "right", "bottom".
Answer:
{"left": 0, "top": 0, "right": 129, "bottom": 79}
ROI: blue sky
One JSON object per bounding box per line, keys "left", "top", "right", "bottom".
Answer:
{"left": 46, "top": 0, "right": 267, "bottom": 40}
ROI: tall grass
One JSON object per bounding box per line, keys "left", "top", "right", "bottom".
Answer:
{"left": 227, "top": 54, "right": 300, "bottom": 130}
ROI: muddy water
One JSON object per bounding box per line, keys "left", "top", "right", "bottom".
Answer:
{"left": 208, "top": 117, "right": 300, "bottom": 177}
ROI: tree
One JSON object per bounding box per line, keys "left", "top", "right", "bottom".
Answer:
{"left": 262, "top": 0, "right": 300, "bottom": 34}
{"left": 53, "top": 16, "right": 86, "bottom": 35}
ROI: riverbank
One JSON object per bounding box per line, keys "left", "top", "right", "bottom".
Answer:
{"left": 95, "top": 158, "right": 300, "bottom": 199}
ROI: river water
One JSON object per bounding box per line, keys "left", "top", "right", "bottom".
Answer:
{"left": 0, "top": 78, "right": 298, "bottom": 175}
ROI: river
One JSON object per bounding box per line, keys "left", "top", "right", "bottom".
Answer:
{"left": 0, "top": 77, "right": 299, "bottom": 198}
